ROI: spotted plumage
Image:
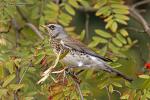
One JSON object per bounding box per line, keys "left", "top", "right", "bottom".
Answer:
{"left": 44, "top": 24, "right": 132, "bottom": 82}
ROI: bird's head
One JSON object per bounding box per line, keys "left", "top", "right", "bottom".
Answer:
{"left": 42, "top": 24, "right": 68, "bottom": 39}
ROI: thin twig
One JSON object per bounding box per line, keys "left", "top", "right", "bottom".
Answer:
{"left": 73, "top": 78, "right": 84, "bottom": 100}
{"left": 129, "top": 6, "right": 150, "bottom": 37}
{"left": 16, "top": 6, "right": 44, "bottom": 40}
{"left": 106, "top": 87, "right": 111, "bottom": 100}
{"left": 85, "top": 13, "right": 89, "bottom": 41}
{"left": 26, "top": 23, "right": 44, "bottom": 40}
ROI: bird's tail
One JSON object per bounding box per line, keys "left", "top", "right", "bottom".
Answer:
{"left": 103, "top": 64, "right": 133, "bottom": 82}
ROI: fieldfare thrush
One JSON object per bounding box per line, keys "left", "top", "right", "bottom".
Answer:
{"left": 41, "top": 24, "right": 132, "bottom": 82}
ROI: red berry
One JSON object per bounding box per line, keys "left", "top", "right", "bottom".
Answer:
{"left": 145, "top": 63, "right": 150, "bottom": 69}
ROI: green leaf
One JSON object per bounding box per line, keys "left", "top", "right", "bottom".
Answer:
{"left": 2, "top": 73, "right": 16, "bottom": 87}
{"left": 5, "top": 61, "right": 14, "bottom": 74}
{"left": 115, "top": 18, "right": 127, "bottom": 25}
{"left": 65, "top": 4, "right": 75, "bottom": 15}
{"left": 96, "top": 6, "right": 109, "bottom": 16}
{"left": 114, "top": 14, "right": 129, "bottom": 21}
{"left": 88, "top": 40, "right": 100, "bottom": 48}
{"left": 109, "top": 85, "right": 113, "bottom": 93}
{"left": 95, "top": 29, "right": 112, "bottom": 38}
{"left": 120, "top": 94, "right": 129, "bottom": 99}
{"left": 98, "top": 79, "right": 109, "bottom": 89}
{"left": 105, "top": 19, "right": 113, "bottom": 29}
{"left": 93, "top": 36, "right": 108, "bottom": 43}
{"left": 120, "top": 29, "right": 128, "bottom": 37}
{"left": 111, "top": 4, "right": 129, "bottom": 10}
{"left": 113, "top": 9, "right": 129, "bottom": 14}
{"left": 0, "top": 63, "right": 4, "bottom": 79}
{"left": 9, "top": 84, "right": 25, "bottom": 91}
{"left": 93, "top": 0, "right": 107, "bottom": 9}
{"left": 112, "top": 37, "right": 123, "bottom": 47}
{"left": 112, "top": 82, "right": 122, "bottom": 87}
{"left": 79, "top": 30, "right": 85, "bottom": 41}
{"left": 0, "top": 89, "right": 8, "bottom": 97}
{"left": 116, "top": 33, "right": 127, "bottom": 44}
{"left": 108, "top": 43, "right": 120, "bottom": 53}
{"left": 68, "top": 0, "right": 79, "bottom": 8}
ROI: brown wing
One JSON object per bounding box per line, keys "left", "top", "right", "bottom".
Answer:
{"left": 62, "top": 37, "right": 112, "bottom": 62}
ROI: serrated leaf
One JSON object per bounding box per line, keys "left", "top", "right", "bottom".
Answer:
{"left": 116, "top": 33, "right": 127, "bottom": 44}
{"left": 104, "top": 15, "right": 113, "bottom": 22}
{"left": 120, "top": 94, "right": 129, "bottom": 99}
{"left": 108, "top": 43, "right": 120, "bottom": 53}
{"left": 5, "top": 61, "right": 14, "bottom": 74}
{"left": 96, "top": 6, "right": 109, "bottom": 16}
{"left": 114, "top": 14, "right": 129, "bottom": 21}
{"left": 113, "top": 9, "right": 129, "bottom": 14}
{"left": 0, "top": 89, "right": 8, "bottom": 97}
{"left": 68, "top": 0, "right": 79, "bottom": 8}
{"left": 2, "top": 74, "right": 16, "bottom": 87}
{"left": 79, "top": 30, "right": 85, "bottom": 41}
{"left": 95, "top": 29, "right": 112, "bottom": 38}
{"left": 116, "top": 18, "right": 127, "bottom": 25}
{"left": 47, "top": 2, "right": 59, "bottom": 11}
{"left": 93, "top": 0, "right": 107, "bottom": 9}
{"left": 65, "top": 4, "right": 75, "bottom": 15}
{"left": 111, "top": 22, "right": 118, "bottom": 32}
{"left": 98, "top": 79, "right": 109, "bottom": 89}
{"left": 139, "top": 75, "right": 150, "bottom": 79}
{"left": 112, "top": 37, "right": 123, "bottom": 47}
{"left": 9, "top": 84, "right": 25, "bottom": 91}
{"left": 0, "top": 63, "right": 4, "bottom": 79}
{"left": 105, "top": 19, "right": 113, "bottom": 29}
{"left": 88, "top": 40, "right": 100, "bottom": 48}
{"left": 112, "top": 82, "right": 122, "bottom": 87}
{"left": 111, "top": 4, "right": 129, "bottom": 10}
{"left": 93, "top": 36, "right": 108, "bottom": 43}
{"left": 120, "top": 29, "right": 128, "bottom": 37}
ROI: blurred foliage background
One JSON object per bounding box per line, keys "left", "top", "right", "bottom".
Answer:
{"left": 0, "top": 0, "right": 150, "bottom": 100}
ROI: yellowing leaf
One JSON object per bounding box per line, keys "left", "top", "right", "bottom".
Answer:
{"left": 120, "top": 29, "right": 128, "bottom": 37}
{"left": 116, "top": 18, "right": 127, "bottom": 25}
{"left": 105, "top": 19, "right": 113, "bottom": 29}
{"left": 111, "top": 22, "right": 118, "bottom": 32}
{"left": 111, "top": 4, "right": 129, "bottom": 10}
{"left": 113, "top": 9, "right": 129, "bottom": 14}
{"left": 138, "top": 75, "right": 150, "bottom": 79}
{"left": 109, "top": 85, "right": 113, "bottom": 93}
{"left": 112, "top": 82, "right": 122, "bottom": 87}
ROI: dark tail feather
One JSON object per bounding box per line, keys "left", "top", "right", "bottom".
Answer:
{"left": 104, "top": 64, "right": 133, "bottom": 82}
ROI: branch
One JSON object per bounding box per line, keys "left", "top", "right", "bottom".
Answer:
{"left": 129, "top": 6, "right": 150, "bottom": 37}
{"left": 16, "top": 6, "right": 44, "bottom": 40}
{"left": 132, "top": 0, "right": 150, "bottom": 8}
{"left": 85, "top": 13, "right": 89, "bottom": 41}
{"left": 26, "top": 23, "right": 44, "bottom": 40}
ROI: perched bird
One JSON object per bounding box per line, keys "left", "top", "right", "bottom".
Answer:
{"left": 42, "top": 24, "right": 132, "bottom": 82}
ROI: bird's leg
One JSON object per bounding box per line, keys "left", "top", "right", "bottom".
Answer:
{"left": 37, "top": 50, "right": 61, "bottom": 84}
{"left": 42, "top": 50, "right": 61, "bottom": 77}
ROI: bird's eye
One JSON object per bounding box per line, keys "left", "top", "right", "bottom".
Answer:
{"left": 49, "top": 25, "right": 55, "bottom": 30}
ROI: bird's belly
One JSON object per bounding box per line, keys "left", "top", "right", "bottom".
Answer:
{"left": 61, "top": 51, "right": 104, "bottom": 69}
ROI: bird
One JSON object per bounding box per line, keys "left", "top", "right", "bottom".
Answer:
{"left": 42, "top": 23, "right": 133, "bottom": 82}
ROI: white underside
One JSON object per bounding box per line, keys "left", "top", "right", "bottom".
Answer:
{"left": 61, "top": 51, "right": 106, "bottom": 70}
